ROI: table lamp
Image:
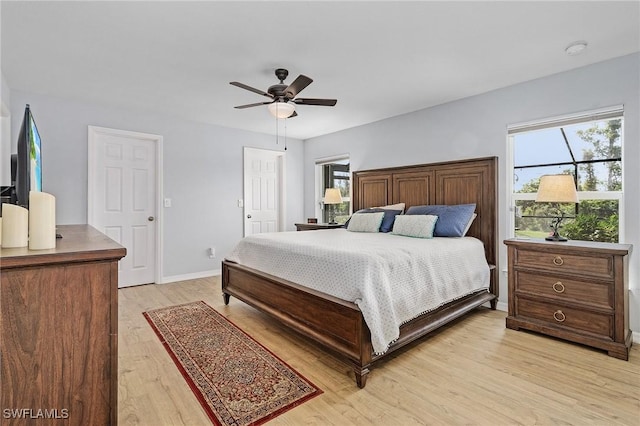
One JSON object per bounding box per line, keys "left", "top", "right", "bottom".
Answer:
{"left": 535, "top": 174, "right": 578, "bottom": 241}
{"left": 323, "top": 188, "right": 343, "bottom": 224}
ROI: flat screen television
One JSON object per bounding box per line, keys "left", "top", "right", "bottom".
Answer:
{"left": 14, "top": 104, "right": 42, "bottom": 208}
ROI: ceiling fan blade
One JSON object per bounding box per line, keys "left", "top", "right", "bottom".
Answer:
{"left": 230, "top": 81, "right": 273, "bottom": 99}
{"left": 289, "top": 111, "right": 298, "bottom": 118}
{"left": 234, "top": 101, "right": 273, "bottom": 109}
{"left": 293, "top": 98, "right": 337, "bottom": 106}
{"left": 284, "top": 74, "right": 313, "bottom": 98}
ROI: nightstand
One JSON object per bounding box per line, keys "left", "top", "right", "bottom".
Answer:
{"left": 504, "top": 238, "right": 632, "bottom": 360}
{"left": 295, "top": 223, "right": 344, "bottom": 231}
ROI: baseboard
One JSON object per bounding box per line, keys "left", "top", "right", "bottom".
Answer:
{"left": 495, "top": 301, "right": 508, "bottom": 312}
{"left": 159, "top": 269, "right": 221, "bottom": 284}
{"left": 633, "top": 331, "right": 640, "bottom": 344}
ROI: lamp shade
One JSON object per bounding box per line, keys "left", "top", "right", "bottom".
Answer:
{"left": 267, "top": 102, "right": 295, "bottom": 119}
{"left": 536, "top": 174, "right": 578, "bottom": 203}
{"left": 323, "top": 188, "right": 343, "bottom": 204}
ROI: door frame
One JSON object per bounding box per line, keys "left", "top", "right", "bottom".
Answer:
{"left": 243, "top": 147, "right": 286, "bottom": 236}
{"left": 87, "top": 125, "right": 164, "bottom": 284}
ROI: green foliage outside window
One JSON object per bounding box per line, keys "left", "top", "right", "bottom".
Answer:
{"left": 563, "top": 203, "right": 619, "bottom": 242}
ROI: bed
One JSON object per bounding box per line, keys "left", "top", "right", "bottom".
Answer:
{"left": 222, "top": 156, "right": 498, "bottom": 388}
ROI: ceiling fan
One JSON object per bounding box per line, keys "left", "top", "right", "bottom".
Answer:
{"left": 230, "top": 68, "right": 337, "bottom": 118}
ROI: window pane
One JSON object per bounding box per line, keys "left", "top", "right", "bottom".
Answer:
{"left": 515, "top": 199, "right": 576, "bottom": 239}
{"left": 514, "top": 166, "right": 574, "bottom": 193}
{"left": 565, "top": 119, "right": 622, "bottom": 161}
{"left": 514, "top": 118, "right": 622, "bottom": 168}
{"left": 333, "top": 171, "right": 350, "bottom": 197}
{"left": 515, "top": 199, "right": 618, "bottom": 243}
{"left": 513, "top": 128, "right": 574, "bottom": 166}
{"left": 577, "top": 161, "right": 621, "bottom": 191}
{"left": 323, "top": 201, "right": 350, "bottom": 224}
{"left": 320, "top": 158, "right": 350, "bottom": 224}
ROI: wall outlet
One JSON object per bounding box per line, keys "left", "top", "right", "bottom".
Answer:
{"left": 208, "top": 247, "right": 215, "bottom": 259}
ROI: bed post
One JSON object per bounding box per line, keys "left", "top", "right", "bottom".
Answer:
{"left": 353, "top": 328, "right": 373, "bottom": 388}
{"left": 489, "top": 264, "right": 497, "bottom": 310}
{"left": 354, "top": 366, "right": 370, "bottom": 389}
{"left": 222, "top": 262, "right": 231, "bottom": 305}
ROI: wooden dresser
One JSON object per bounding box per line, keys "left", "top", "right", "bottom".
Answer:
{"left": 505, "top": 238, "right": 632, "bottom": 360}
{"left": 1, "top": 225, "right": 126, "bottom": 425}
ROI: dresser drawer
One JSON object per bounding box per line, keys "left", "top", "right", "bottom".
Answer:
{"left": 515, "top": 249, "right": 613, "bottom": 279}
{"left": 515, "top": 271, "right": 613, "bottom": 309}
{"left": 516, "top": 298, "right": 613, "bottom": 338}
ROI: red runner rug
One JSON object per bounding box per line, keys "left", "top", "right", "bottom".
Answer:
{"left": 143, "top": 301, "right": 322, "bottom": 425}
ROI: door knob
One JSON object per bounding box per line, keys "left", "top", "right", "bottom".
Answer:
{"left": 247, "top": 214, "right": 252, "bottom": 219}
{"left": 148, "top": 216, "right": 155, "bottom": 222}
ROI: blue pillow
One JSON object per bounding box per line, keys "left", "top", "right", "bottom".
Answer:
{"left": 405, "top": 204, "right": 476, "bottom": 237}
{"left": 344, "top": 208, "right": 402, "bottom": 232}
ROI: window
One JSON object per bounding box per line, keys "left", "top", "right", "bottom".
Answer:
{"left": 315, "top": 155, "right": 350, "bottom": 224}
{"left": 508, "top": 107, "right": 623, "bottom": 243}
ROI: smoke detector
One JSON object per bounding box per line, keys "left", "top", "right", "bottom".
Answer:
{"left": 565, "top": 41, "right": 588, "bottom": 56}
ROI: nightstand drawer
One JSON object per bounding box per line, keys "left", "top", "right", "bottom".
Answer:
{"left": 515, "top": 271, "right": 612, "bottom": 309}
{"left": 516, "top": 298, "right": 613, "bottom": 338}
{"left": 515, "top": 249, "right": 613, "bottom": 279}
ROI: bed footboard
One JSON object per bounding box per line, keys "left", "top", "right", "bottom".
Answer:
{"left": 222, "top": 260, "right": 373, "bottom": 387}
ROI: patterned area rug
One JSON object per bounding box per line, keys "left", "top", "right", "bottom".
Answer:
{"left": 143, "top": 301, "right": 322, "bottom": 426}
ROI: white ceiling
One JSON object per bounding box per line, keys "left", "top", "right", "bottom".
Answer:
{"left": 2, "top": 1, "right": 639, "bottom": 140}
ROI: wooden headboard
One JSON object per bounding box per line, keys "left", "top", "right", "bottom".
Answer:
{"left": 352, "top": 156, "right": 498, "bottom": 269}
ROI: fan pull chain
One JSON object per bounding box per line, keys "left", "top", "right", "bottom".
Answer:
{"left": 275, "top": 107, "right": 279, "bottom": 146}
{"left": 284, "top": 117, "right": 288, "bottom": 151}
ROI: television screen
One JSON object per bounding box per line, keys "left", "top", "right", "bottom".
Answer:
{"left": 15, "top": 104, "right": 42, "bottom": 207}
{"left": 28, "top": 110, "right": 42, "bottom": 192}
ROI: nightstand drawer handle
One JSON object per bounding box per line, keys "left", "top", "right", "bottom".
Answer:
{"left": 552, "top": 256, "right": 564, "bottom": 266}
{"left": 553, "top": 310, "right": 566, "bottom": 322}
{"left": 552, "top": 281, "right": 565, "bottom": 293}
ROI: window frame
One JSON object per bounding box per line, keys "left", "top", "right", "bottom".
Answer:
{"left": 315, "top": 154, "right": 351, "bottom": 224}
{"left": 507, "top": 106, "right": 625, "bottom": 242}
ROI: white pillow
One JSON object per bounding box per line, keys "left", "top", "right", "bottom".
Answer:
{"left": 374, "top": 202, "right": 406, "bottom": 213}
{"left": 392, "top": 215, "right": 438, "bottom": 238}
{"left": 462, "top": 213, "right": 477, "bottom": 236}
{"left": 347, "top": 212, "right": 385, "bottom": 233}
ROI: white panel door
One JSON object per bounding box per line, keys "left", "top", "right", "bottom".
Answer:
{"left": 243, "top": 147, "right": 284, "bottom": 236}
{"left": 89, "top": 126, "right": 160, "bottom": 287}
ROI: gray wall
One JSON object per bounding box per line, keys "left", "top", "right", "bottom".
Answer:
{"left": 304, "top": 53, "right": 640, "bottom": 333}
{"left": 0, "top": 71, "right": 11, "bottom": 184}
{"left": 7, "top": 90, "right": 304, "bottom": 280}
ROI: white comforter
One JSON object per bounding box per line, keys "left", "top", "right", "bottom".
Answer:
{"left": 225, "top": 229, "right": 490, "bottom": 354}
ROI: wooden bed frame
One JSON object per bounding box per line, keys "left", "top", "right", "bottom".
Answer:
{"left": 222, "top": 156, "right": 498, "bottom": 388}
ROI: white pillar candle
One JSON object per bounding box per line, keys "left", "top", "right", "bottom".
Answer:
{"left": 29, "top": 191, "right": 56, "bottom": 250}
{"left": 2, "top": 204, "right": 29, "bottom": 248}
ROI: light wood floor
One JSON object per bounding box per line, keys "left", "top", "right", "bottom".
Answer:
{"left": 118, "top": 277, "right": 639, "bottom": 425}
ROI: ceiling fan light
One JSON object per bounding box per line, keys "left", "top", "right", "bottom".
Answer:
{"left": 267, "top": 102, "right": 295, "bottom": 118}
